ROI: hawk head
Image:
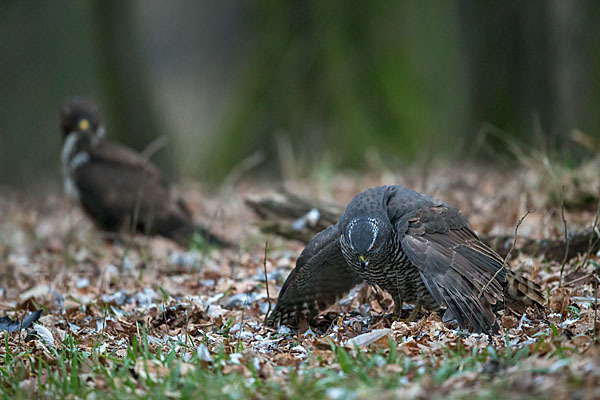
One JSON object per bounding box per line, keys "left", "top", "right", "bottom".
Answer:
{"left": 59, "top": 97, "right": 103, "bottom": 140}
{"left": 343, "top": 216, "right": 391, "bottom": 268}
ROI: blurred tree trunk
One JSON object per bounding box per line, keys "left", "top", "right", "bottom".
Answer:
{"left": 92, "top": 0, "right": 169, "bottom": 172}
{"left": 458, "top": 0, "right": 600, "bottom": 158}
{"left": 207, "top": 1, "right": 469, "bottom": 181}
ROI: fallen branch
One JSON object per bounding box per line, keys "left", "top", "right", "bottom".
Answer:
{"left": 245, "top": 191, "right": 341, "bottom": 244}
{"left": 480, "top": 232, "right": 597, "bottom": 261}
{"left": 246, "top": 192, "right": 599, "bottom": 261}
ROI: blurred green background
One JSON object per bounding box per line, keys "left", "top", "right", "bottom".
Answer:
{"left": 1, "top": 0, "right": 599, "bottom": 187}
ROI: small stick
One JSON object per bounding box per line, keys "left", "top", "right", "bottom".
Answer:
{"left": 594, "top": 275, "right": 599, "bottom": 341}
{"left": 262, "top": 240, "right": 272, "bottom": 322}
{"left": 140, "top": 135, "right": 167, "bottom": 160}
{"left": 102, "top": 306, "right": 108, "bottom": 340}
{"left": 18, "top": 314, "right": 23, "bottom": 351}
{"left": 559, "top": 186, "right": 570, "bottom": 287}
{"left": 479, "top": 208, "right": 533, "bottom": 297}
{"left": 563, "top": 273, "right": 593, "bottom": 287}
{"left": 237, "top": 293, "right": 246, "bottom": 353}
{"left": 184, "top": 300, "right": 191, "bottom": 348}
{"left": 579, "top": 195, "right": 600, "bottom": 274}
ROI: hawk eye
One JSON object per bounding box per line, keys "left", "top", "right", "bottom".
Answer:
{"left": 369, "top": 244, "right": 376, "bottom": 252}
{"left": 78, "top": 119, "right": 90, "bottom": 131}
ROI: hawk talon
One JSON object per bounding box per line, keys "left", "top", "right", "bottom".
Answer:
{"left": 393, "top": 303, "right": 422, "bottom": 323}
{"left": 406, "top": 303, "right": 422, "bottom": 322}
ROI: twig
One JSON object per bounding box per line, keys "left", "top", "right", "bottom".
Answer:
{"left": 578, "top": 194, "right": 600, "bottom": 274}
{"left": 563, "top": 273, "right": 593, "bottom": 287}
{"left": 559, "top": 186, "right": 570, "bottom": 287}
{"left": 262, "top": 240, "right": 272, "bottom": 323}
{"left": 184, "top": 300, "right": 191, "bottom": 348}
{"left": 140, "top": 135, "right": 167, "bottom": 160}
{"left": 594, "top": 275, "right": 599, "bottom": 341}
{"left": 220, "top": 151, "right": 265, "bottom": 195}
{"left": 120, "top": 181, "right": 146, "bottom": 275}
{"left": 237, "top": 303, "right": 245, "bottom": 352}
{"left": 207, "top": 203, "right": 223, "bottom": 240}
{"left": 102, "top": 306, "right": 108, "bottom": 339}
{"left": 206, "top": 151, "right": 265, "bottom": 243}
{"left": 479, "top": 208, "right": 533, "bottom": 297}
{"left": 17, "top": 314, "right": 23, "bottom": 351}
{"left": 419, "top": 134, "right": 435, "bottom": 194}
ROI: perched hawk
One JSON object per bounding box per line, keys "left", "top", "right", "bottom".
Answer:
{"left": 59, "top": 97, "right": 226, "bottom": 247}
{"left": 266, "top": 185, "right": 543, "bottom": 333}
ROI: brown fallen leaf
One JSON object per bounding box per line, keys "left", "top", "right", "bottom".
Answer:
{"left": 222, "top": 363, "right": 251, "bottom": 377}
{"left": 134, "top": 359, "right": 171, "bottom": 382}
{"left": 502, "top": 315, "right": 519, "bottom": 329}
{"left": 549, "top": 288, "right": 571, "bottom": 317}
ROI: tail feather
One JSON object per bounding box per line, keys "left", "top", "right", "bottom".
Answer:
{"left": 191, "top": 224, "right": 231, "bottom": 248}
{"left": 504, "top": 270, "right": 544, "bottom": 312}
{"left": 156, "top": 212, "right": 230, "bottom": 248}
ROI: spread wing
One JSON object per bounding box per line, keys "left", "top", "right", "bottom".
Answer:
{"left": 266, "top": 224, "right": 363, "bottom": 328}
{"left": 397, "top": 205, "right": 506, "bottom": 333}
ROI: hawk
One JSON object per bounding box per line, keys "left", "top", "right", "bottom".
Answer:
{"left": 266, "top": 185, "right": 543, "bottom": 333}
{"left": 59, "top": 97, "right": 226, "bottom": 247}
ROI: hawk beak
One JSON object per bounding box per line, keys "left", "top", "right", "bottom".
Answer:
{"left": 359, "top": 255, "right": 368, "bottom": 267}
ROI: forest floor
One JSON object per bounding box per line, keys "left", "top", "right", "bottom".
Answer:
{"left": 1, "top": 161, "right": 600, "bottom": 399}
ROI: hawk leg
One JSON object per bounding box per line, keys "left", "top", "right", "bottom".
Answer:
{"left": 393, "top": 297, "right": 404, "bottom": 315}
{"left": 406, "top": 302, "right": 422, "bottom": 322}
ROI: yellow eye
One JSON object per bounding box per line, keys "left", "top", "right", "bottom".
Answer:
{"left": 369, "top": 244, "right": 376, "bottom": 252}
{"left": 78, "top": 119, "right": 90, "bottom": 131}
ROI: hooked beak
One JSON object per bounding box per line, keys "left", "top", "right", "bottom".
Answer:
{"left": 359, "top": 255, "right": 368, "bottom": 267}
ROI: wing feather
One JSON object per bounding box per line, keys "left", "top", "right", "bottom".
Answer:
{"left": 90, "top": 140, "right": 166, "bottom": 184}
{"left": 73, "top": 152, "right": 196, "bottom": 244}
{"left": 266, "top": 225, "right": 363, "bottom": 328}
{"left": 398, "top": 206, "right": 505, "bottom": 332}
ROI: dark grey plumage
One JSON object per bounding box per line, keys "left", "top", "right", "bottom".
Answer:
{"left": 59, "top": 97, "right": 227, "bottom": 247}
{"left": 266, "top": 185, "right": 543, "bottom": 333}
